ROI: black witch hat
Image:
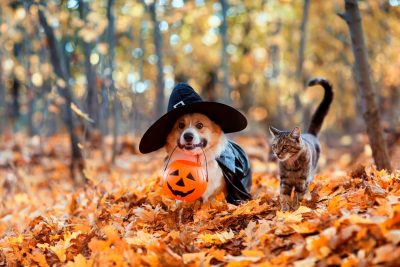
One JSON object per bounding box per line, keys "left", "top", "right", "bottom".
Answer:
{"left": 139, "top": 83, "right": 247, "bottom": 154}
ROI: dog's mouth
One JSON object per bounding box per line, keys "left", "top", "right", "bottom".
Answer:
{"left": 178, "top": 139, "right": 208, "bottom": 150}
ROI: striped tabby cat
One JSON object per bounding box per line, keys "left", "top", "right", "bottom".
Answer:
{"left": 270, "top": 78, "right": 333, "bottom": 211}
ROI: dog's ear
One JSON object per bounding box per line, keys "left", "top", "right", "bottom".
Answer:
{"left": 269, "top": 126, "right": 281, "bottom": 137}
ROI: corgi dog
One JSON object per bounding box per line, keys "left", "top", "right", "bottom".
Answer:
{"left": 139, "top": 82, "right": 252, "bottom": 204}
{"left": 165, "top": 113, "right": 228, "bottom": 201}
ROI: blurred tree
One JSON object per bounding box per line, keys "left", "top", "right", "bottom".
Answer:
{"left": 0, "top": 0, "right": 398, "bottom": 165}
{"left": 11, "top": 42, "right": 22, "bottom": 123}
{"left": 78, "top": 0, "right": 99, "bottom": 130}
{"left": 38, "top": 6, "right": 84, "bottom": 180}
{"left": 296, "top": 0, "right": 310, "bottom": 81}
{"left": 220, "top": 0, "right": 231, "bottom": 105}
{"left": 203, "top": 69, "right": 218, "bottom": 102}
{"left": 340, "top": 0, "right": 392, "bottom": 171}
{"left": 147, "top": 2, "right": 165, "bottom": 118}
{"left": 236, "top": 9, "right": 253, "bottom": 113}
{"left": 0, "top": 50, "right": 4, "bottom": 133}
{"left": 106, "top": 0, "right": 120, "bottom": 163}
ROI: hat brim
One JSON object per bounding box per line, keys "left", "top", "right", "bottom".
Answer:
{"left": 139, "top": 102, "right": 247, "bottom": 154}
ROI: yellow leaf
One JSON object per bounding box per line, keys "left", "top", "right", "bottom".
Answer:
{"left": 8, "top": 234, "right": 23, "bottom": 244}
{"left": 276, "top": 210, "right": 303, "bottom": 223}
{"left": 241, "top": 250, "right": 264, "bottom": 257}
{"left": 225, "top": 254, "right": 262, "bottom": 263}
{"left": 66, "top": 254, "right": 94, "bottom": 267}
{"left": 31, "top": 250, "right": 49, "bottom": 267}
{"left": 294, "top": 257, "right": 317, "bottom": 267}
{"left": 126, "top": 230, "right": 160, "bottom": 246}
{"left": 386, "top": 230, "right": 400, "bottom": 245}
{"left": 102, "top": 225, "right": 120, "bottom": 243}
{"left": 198, "top": 229, "right": 235, "bottom": 245}
{"left": 208, "top": 249, "right": 225, "bottom": 262}
{"left": 63, "top": 231, "right": 81, "bottom": 249}
{"left": 182, "top": 252, "right": 206, "bottom": 264}
{"left": 289, "top": 221, "right": 319, "bottom": 234}
{"left": 88, "top": 238, "right": 111, "bottom": 252}
{"left": 49, "top": 245, "right": 66, "bottom": 263}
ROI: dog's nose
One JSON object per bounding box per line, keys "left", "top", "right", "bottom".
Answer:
{"left": 183, "top": 132, "right": 194, "bottom": 142}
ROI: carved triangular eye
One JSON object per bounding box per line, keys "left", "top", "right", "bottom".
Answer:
{"left": 170, "top": 169, "right": 179, "bottom": 176}
{"left": 186, "top": 172, "right": 195, "bottom": 181}
{"left": 176, "top": 178, "right": 185, "bottom": 186}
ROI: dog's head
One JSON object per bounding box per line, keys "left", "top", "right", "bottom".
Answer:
{"left": 166, "top": 113, "right": 226, "bottom": 157}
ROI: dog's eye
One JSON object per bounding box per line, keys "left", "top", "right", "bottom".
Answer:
{"left": 195, "top": 123, "right": 203, "bottom": 129}
{"left": 178, "top": 122, "right": 185, "bottom": 129}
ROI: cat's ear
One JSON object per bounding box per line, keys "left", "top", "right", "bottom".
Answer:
{"left": 269, "top": 126, "right": 281, "bottom": 137}
{"left": 290, "top": 127, "right": 301, "bottom": 140}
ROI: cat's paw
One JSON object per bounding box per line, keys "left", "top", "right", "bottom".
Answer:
{"left": 291, "top": 192, "right": 304, "bottom": 210}
{"left": 291, "top": 199, "right": 300, "bottom": 210}
{"left": 279, "top": 194, "right": 291, "bottom": 212}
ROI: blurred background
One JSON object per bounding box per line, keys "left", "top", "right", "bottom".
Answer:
{"left": 0, "top": 0, "right": 399, "bottom": 168}
{"left": 2, "top": 1, "right": 400, "bottom": 262}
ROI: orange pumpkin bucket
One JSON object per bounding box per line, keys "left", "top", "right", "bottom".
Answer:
{"left": 162, "top": 159, "right": 208, "bottom": 202}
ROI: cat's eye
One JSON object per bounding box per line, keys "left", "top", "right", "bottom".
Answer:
{"left": 195, "top": 123, "right": 203, "bottom": 129}
{"left": 178, "top": 122, "right": 185, "bottom": 129}
{"left": 283, "top": 145, "right": 289, "bottom": 150}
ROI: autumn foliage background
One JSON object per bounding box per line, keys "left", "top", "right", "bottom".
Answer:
{"left": 0, "top": 0, "right": 400, "bottom": 266}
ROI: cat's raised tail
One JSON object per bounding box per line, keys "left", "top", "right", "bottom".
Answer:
{"left": 307, "top": 78, "right": 334, "bottom": 136}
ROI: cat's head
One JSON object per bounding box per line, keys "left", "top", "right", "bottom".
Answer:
{"left": 269, "top": 126, "right": 302, "bottom": 161}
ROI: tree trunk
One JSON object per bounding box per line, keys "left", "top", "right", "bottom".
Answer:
{"left": 203, "top": 70, "right": 218, "bottom": 102}
{"left": 220, "top": 0, "right": 231, "bottom": 105}
{"left": 100, "top": 83, "right": 109, "bottom": 136}
{"left": 107, "top": 0, "right": 119, "bottom": 164}
{"left": 0, "top": 51, "right": 5, "bottom": 134}
{"left": 295, "top": 0, "right": 311, "bottom": 129}
{"left": 148, "top": 3, "right": 165, "bottom": 118}
{"left": 339, "top": 0, "right": 392, "bottom": 171}
{"left": 38, "top": 9, "right": 85, "bottom": 180}
{"left": 24, "top": 35, "right": 36, "bottom": 136}
{"left": 78, "top": 0, "right": 99, "bottom": 129}
{"left": 11, "top": 77, "right": 20, "bottom": 121}
{"left": 237, "top": 15, "right": 253, "bottom": 112}
{"left": 296, "top": 0, "right": 310, "bottom": 80}
{"left": 10, "top": 41, "right": 23, "bottom": 125}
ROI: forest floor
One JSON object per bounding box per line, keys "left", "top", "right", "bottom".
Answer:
{"left": 0, "top": 133, "right": 399, "bottom": 266}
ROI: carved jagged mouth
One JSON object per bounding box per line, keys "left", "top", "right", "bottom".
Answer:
{"left": 177, "top": 139, "right": 208, "bottom": 150}
{"left": 167, "top": 182, "right": 195, "bottom": 197}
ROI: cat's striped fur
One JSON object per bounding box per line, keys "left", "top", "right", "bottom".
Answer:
{"left": 270, "top": 78, "right": 333, "bottom": 211}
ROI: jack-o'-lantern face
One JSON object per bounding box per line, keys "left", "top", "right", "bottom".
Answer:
{"left": 162, "top": 160, "right": 207, "bottom": 202}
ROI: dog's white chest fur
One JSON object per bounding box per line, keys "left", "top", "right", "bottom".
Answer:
{"left": 201, "top": 160, "right": 225, "bottom": 201}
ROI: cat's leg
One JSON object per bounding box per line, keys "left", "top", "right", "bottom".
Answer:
{"left": 279, "top": 178, "right": 292, "bottom": 212}
{"left": 292, "top": 178, "right": 307, "bottom": 210}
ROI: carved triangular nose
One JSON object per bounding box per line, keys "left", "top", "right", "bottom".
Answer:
{"left": 176, "top": 178, "right": 185, "bottom": 187}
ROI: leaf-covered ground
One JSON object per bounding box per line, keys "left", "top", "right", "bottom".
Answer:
{"left": 0, "top": 134, "right": 399, "bottom": 266}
